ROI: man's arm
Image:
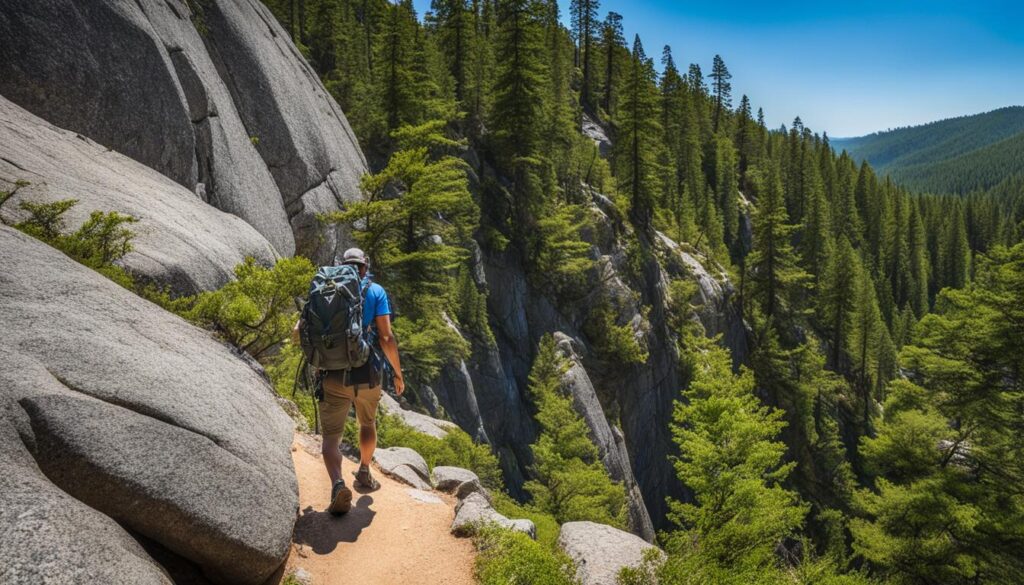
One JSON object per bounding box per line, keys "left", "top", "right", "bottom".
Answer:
{"left": 375, "top": 314, "right": 405, "bottom": 395}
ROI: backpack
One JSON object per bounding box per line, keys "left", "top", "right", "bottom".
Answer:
{"left": 298, "top": 264, "right": 372, "bottom": 371}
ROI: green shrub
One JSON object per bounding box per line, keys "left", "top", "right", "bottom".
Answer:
{"left": 7, "top": 197, "right": 140, "bottom": 290}
{"left": 474, "top": 525, "right": 579, "bottom": 585}
{"left": 490, "top": 491, "right": 561, "bottom": 550}
{"left": 185, "top": 256, "right": 315, "bottom": 359}
{"left": 584, "top": 301, "right": 649, "bottom": 365}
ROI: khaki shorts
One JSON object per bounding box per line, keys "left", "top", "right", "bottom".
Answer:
{"left": 319, "top": 371, "right": 382, "bottom": 438}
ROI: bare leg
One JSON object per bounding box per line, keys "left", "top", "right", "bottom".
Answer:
{"left": 359, "top": 423, "right": 376, "bottom": 467}
{"left": 321, "top": 433, "right": 344, "bottom": 485}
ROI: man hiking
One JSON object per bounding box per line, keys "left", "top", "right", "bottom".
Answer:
{"left": 294, "top": 247, "right": 405, "bottom": 516}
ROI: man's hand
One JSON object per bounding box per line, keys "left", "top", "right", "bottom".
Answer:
{"left": 394, "top": 374, "right": 405, "bottom": 396}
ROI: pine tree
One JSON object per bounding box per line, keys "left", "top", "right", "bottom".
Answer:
{"left": 907, "top": 203, "right": 929, "bottom": 316}
{"left": 747, "top": 163, "right": 810, "bottom": 323}
{"left": 709, "top": 54, "right": 732, "bottom": 133}
{"left": 945, "top": 203, "right": 972, "bottom": 289}
{"left": 817, "top": 236, "right": 859, "bottom": 369}
{"left": 715, "top": 135, "right": 740, "bottom": 257}
{"left": 800, "top": 145, "right": 832, "bottom": 278}
{"left": 833, "top": 152, "right": 863, "bottom": 246}
{"left": 848, "top": 259, "right": 887, "bottom": 426}
{"left": 664, "top": 333, "right": 807, "bottom": 575}
{"left": 614, "top": 35, "right": 661, "bottom": 229}
{"left": 734, "top": 94, "right": 757, "bottom": 179}
{"left": 525, "top": 335, "right": 627, "bottom": 527}
{"left": 569, "top": 0, "right": 599, "bottom": 111}
{"left": 600, "top": 11, "right": 624, "bottom": 116}
{"left": 431, "top": 0, "right": 474, "bottom": 102}
{"left": 490, "top": 0, "right": 548, "bottom": 246}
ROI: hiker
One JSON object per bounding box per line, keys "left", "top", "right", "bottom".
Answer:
{"left": 293, "top": 247, "right": 405, "bottom": 516}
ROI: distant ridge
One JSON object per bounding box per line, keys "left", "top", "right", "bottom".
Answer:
{"left": 832, "top": 106, "right": 1024, "bottom": 194}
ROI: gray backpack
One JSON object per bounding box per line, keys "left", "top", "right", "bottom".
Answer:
{"left": 298, "top": 265, "right": 372, "bottom": 371}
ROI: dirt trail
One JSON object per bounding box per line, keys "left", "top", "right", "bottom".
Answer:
{"left": 272, "top": 435, "right": 477, "bottom": 585}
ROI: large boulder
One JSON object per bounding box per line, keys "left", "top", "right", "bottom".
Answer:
{"left": 553, "top": 333, "right": 656, "bottom": 542}
{"left": 0, "top": 0, "right": 368, "bottom": 262}
{"left": 451, "top": 492, "right": 536, "bottom": 539}
{"left": 432, "top": 466, "right": 480, "bottom": 493}
{"left": 0, "top": 96, "right": 277, "bottom": 293}
{"left": 0, "top": 226, "right": 298, "bottom": 584}
{"left": 0, "top": 416, "right": 173, "bottom": 585}
{"left": 373, "top": 446, "right": 431, "bottom": 481}
{"left": 558, "top": 521, "right": 663, "bottom": 585}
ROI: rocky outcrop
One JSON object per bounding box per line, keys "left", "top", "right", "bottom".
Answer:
{"left": 0, "top": 0, "right": 367, "bottom": 263}
{"left": 428, "top": 197, "right": 747, "bottom": 531}
{"left": 582, "top": 112, "right": 613, "bottom": 157}
{"left": 558, "top": 521, "right": 663, "bottom": 585}
{"left": 0, "top": 96, "right": 277, "bottom": 293}
{"left": 553, "top": 333, "right": 656, "bottom": 542}
{"left": 0, "top": 226, "right": 297, "bottom": 584}
{"left": 656, "top": 231, "right": 748, "bottom": 365}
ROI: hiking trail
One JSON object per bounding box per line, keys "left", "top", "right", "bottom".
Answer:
{"left": 271, "top": 434, "right": 477, "bottom": 585}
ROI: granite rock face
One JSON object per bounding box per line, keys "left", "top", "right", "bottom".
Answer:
{"left": 0, "top": 96, "right": 277, "bottom": 293}
{"left": 429, "top": 199, "right": 746, "bottom": 532}
{"left": 199, "top": 0, "right": 368, "bottom": 261}
{"left": 0, "top": 0, "right": 368, "bottom": 264}
{"left": 553, "top": 333, "right": 656, "bottom": 542}
{"left": 0, "top": 416, "right": 174, "bottom": 585}
{"left": 0, "top": 226, "right": 298, "bottom": 584}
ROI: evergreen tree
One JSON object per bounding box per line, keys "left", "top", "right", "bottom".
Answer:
{"left": 907, "top": 203, "right": 929, "bottom": 316}
{"left": 614, "top": 35, "right": 661, "bottom": 229}
{"left": 569, "top": 0, "right": 599, "bottom": 111}
{"left": 431, "top": 0, "right": 473, "bottom": 102}
{"left": 525, "top": 335, "right": 627, "bottom": 527}
{"left": 715, "top": 135, "right": 740, "bottom": 257}
{"left": 747, "top": 163, "right": 810, "bottom": 323}
{"left": 599, "top": 11, "right": 624, "bottom": 116}
{"left": 800, "top": 146, "right": 832, "bottom": 279}
{"left": 817, "top": 236, "right": 859, "bottom": 369}
{"left": 490, "top": 0, "right": 548, "bottom": 246}
{"left": 664, "top": 333, "right": 807, "bottom": 577}
{"left": 848, "top": 259, "right": 888, "bottom": 426}
{"left": 734, "top": 94, "right": 757, "bottom": 179}
{"left": 854, "top": 243, "right": 1024, "bottom": 582}
{"left": 709, "top": 54, "right": 732, "bottom": 133}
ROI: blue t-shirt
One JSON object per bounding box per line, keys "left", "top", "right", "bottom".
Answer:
{"left": 362, "top": 277, "right": 391, "bottom": 330}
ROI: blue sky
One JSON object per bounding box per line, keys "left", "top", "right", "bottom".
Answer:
{"left": 412, "top": 0, "right": 1024, "bottom": 137}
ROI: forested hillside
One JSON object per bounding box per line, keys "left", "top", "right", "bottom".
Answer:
{"left": 833, "top": 106, "right": 1024, "bottom": 194}
{"left": 257, "top": 0, "right": 1024, "bottom": 582}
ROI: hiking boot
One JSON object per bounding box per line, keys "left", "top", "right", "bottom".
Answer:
{"left": 329, "top": 479, "right": 352, "bottom": 515}
{"left": 353, "top": 465, "right": 381, "bottom": 490}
